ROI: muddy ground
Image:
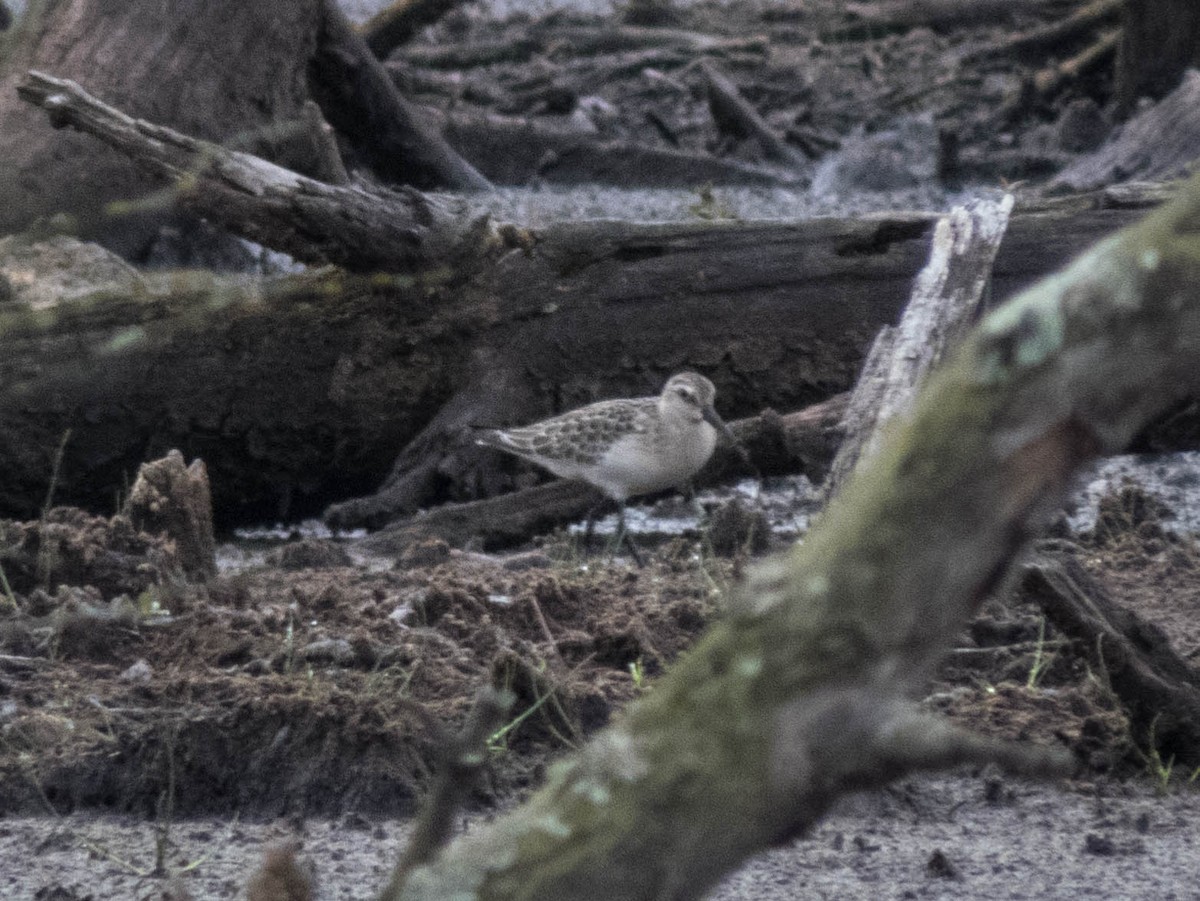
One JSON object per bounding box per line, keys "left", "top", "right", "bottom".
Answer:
{"left": 1, "top": 484, "right": 1198, "bottom": 899}
{"left": 3, "top": 0, "right": 1200, "bottom": 898}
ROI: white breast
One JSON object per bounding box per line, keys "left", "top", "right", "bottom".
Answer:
{"left": 590, "top": 421, "right": 717, "bottom": 501}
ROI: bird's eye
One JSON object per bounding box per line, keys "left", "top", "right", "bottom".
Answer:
{"left": 676, "top": 387, "right": 695, "bottom": 402}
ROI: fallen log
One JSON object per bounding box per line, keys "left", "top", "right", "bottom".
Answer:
{"left": 308, "top": 0, "right": 491, "bottom": 191}
{"left": 830, "top": 0, "right": 1064, "bottom": 39}
{"left": 436, "top": 106, "right": 803, "bottom": 187}
{"left": 1021, "top": 547, "right": 1200, "bottom": 767}
{"left": 5, "top": 79, "right": 1198, "bottom": 526}
{"left": 701, "top": 61, "right": 806, "bottom": 168}
{"left": 966, "top": 0, "right": 1121, "bottom": 61}
{"left": 16, "top": 71, "right": 496, "bottom": 274}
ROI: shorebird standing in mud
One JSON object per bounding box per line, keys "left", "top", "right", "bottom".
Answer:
{"left": 476, "top": 372, "right": 737, "bottom": 563}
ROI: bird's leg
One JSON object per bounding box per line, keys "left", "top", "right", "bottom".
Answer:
{"left": 583, "top": 499, "right": 608, "bottom": 550}
{"left": 682, "top": 481, "right": 705, "bottom": 520}
{"left": 616, "top": 503, "right": 646, "bottom": 568}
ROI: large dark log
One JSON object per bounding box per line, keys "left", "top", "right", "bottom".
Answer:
{"left": 0, "top": 184, "right": 1186, "bottom": 528}
{"left": 2, "top": 83, "right": 1193, "bottom": 526}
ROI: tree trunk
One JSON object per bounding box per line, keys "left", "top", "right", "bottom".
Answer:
{"left": 1115, "top": 0, "right": 1200, "bottom": 113}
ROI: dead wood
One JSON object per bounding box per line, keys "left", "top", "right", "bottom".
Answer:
{"left": 394, "top": 24, "right": 765, "bottom": 70}
{"left": 825, "top": 196, "right": 1013, "bottom": 497}
{"left": 1021, "top": 547, "right": 1200, "bottom": 768}
{"left": 380, "top": 688, "right": 512, "bottom": 899}
{"left": 361, "top": 0, "right": 467, "bottom": 60}
{"left": 0, "top": 132, "right": 1190, "bottom": 527}
{"left": 16, "top": 71, "right": 495, "bottom": 273}
{"left": 0, "top": 0, "right": 328, "bottom": 251}
{"left": 4, "top": 81, "right": 1196, "bottom": 528}
{"left": 378, "top": 151, "right": 1200, "bottom": 901}
{"left": 701, "top": 61, "right": 805, "bottom": 168}
{"left": 1031, "top": 28, "right": 1119, "bottom": 99}
{"left": 832, "top": 0, "right": 1062, "bottom": 38}
{"left": 1049, "top": 69, "right": 1200, "bottom": 193}
{"left": 435, "top": 106, "right": 803, "bottom": 187}
{"left": 124, "top": 450, "right": 217, "bottom": 582}
{"left": 967, "top": 0, "right": 1121, "bottom": 61}
{"left": 308, "top": 0, "right": 490, "bottom": 191}
{"left": 352, "top": 396, "right": 849, "bottom": 549}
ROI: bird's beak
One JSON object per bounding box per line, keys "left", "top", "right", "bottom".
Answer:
{"left": 702, "top": 404, "right": 738, "bottom": 445}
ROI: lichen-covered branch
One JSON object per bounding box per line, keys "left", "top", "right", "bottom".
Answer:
{"left": 391, "top": 172, "right": 1200, "bottom": 900}
{"left": 16, "top": 70, "right": 496, "bottom": 274}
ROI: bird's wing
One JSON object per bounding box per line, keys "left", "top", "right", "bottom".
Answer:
{"left": 478, "top": 399, "right": 652, "bottom": 465}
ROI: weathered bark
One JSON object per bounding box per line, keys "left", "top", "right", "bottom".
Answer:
{"left": 308, "top": 0, "right": 490, "bottom": 191}
{"left": 1021, "top": 548, "right": 1200, "bottom": 767}
{"left": 435, "top": 107, "right": 802, "bottom": 187}
{"left": 826, "top": 196, "right": 1013, "bottom": 496}
{"left": 354, "top": 396, "right": 849, "bottom": 550}
{"left": 1115, "top": 0, "right": 1200, "bottom": 114}
{"left": 125, "top": 450, "right": 217, "bottom": 582}
{"left": 0, "top": 0, "right": 326, "bottom": 251}
{"left": 967, "top": 0, "right": 1121, "bottom": 61}
{"left": 16, "top": 71, "right": 496, "bottom": 274}
{"left": 0, "top": 131, "right": 1190, "bottom": 529}
{"left": 830, "top": 0, "right": 1064, "bottom": 38}
{"left": 701, "top": 61, "right": 806, "bottom": 168}
{"left": 378, "top": 146, "right": 1200, "bottom": 901}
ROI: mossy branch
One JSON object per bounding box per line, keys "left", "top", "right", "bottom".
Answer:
{"left": 390, "top": 171, "right": 1200, "bottom": 900}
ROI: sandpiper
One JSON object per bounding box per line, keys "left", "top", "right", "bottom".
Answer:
{"left": 476, "top": 372, "right": 737, "bottom": 562}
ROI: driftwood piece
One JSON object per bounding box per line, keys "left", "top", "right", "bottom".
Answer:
{"left": 1049, "top": 69, "right": 1200, "bottom": 194}
{"left": 701, "top": 61, "right": 805, "bottom": 168}
{"left": 308, "top": 0, "right": 490, "bottom": 191}
{"left": 832, "top": 0, "right": 1061, "bottom": 38}
{"left": 394, "top": 24, "right": 765, "bottom": 70}
{"left": 355, "top": 396, "right": 849, "bottom": 548}
{"left": 125, "top": 450, "right": 217, "bottom": 581}
{"left": 0, "top": 111, "right": 1189, "bottom": 528}
{"left": 436, "top": 107, "right": 803, "bottom": 187}
{"left": 361, "top": 0, "right": 467, "bottom": 60}
{"left": 825, "top": 196, "right": 1014, "bottom": 496}
{"left": 1021, "top": 549, "right": 1200, "bottom": 767}
{"left": 16, "top": 71, "right": 495, "bottom": 274}
{"left": 377, "top": 149, "right": 1200, "bottom": 901}
{"left": 1031, "top": 28, "right": 1119, "bottom": 100}
{"left": 967, "top": 0, "right": 1120, "bottom": 61}
{"left": 0, "top": 0, "right": 328, "bottom": 250}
